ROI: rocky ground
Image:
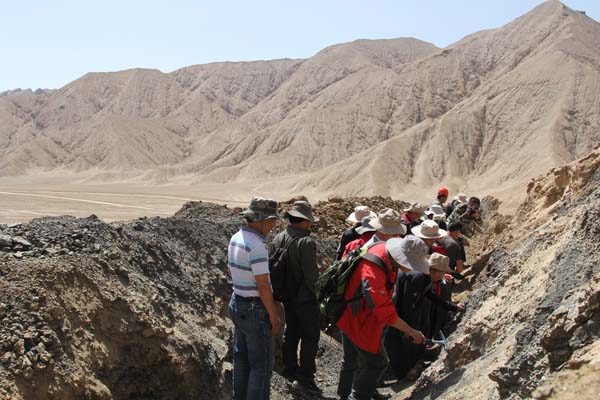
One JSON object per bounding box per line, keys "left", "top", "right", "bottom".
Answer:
{"left": 1, "top": 150, "right": 599, "bottom": 399}
{"left": 408, "top": 147, "right": 600, "bottom": 400}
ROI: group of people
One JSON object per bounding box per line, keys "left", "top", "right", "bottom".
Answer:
{"left": 226, "top": 188, "right": 483, "bottom": 400}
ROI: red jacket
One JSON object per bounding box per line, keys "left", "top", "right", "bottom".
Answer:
{"left": 336, "top": 242, "right": 399, "bottom": 353}
{"left": 342, "top": 231, "right": 376, "bottom": 258}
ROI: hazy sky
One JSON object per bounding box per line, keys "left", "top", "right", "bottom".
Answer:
{"left": 1, "top": 0, "right": 599, "bottom": 91}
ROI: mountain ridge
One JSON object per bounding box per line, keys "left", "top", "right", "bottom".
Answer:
{"left": 1, "top": 1, "right": 600, "bottom": 210}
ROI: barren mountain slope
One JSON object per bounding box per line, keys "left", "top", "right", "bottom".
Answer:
{"left": 2, "top": 1, "right": 600, "bottom": 211}
{"left": 0, "top": 60, "right": 301, "bottom": 175}
{"left": 184, "top": 38, "right": 440, "bottom": 174}
{"left": 290, "top": 1, "right": 600, "bottom": 207}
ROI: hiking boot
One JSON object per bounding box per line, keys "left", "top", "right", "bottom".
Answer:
{"left": 372, "top": 389, "right": 392, "bottom": 400}
{"left": 293, "top": 378, "right": 322, "bottom": 394}
{"left": 406, "top": 360, "right": 426, "bottom": 381}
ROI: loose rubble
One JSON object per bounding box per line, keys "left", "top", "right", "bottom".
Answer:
{"left": 1, "top": 149, "right": 599, "bottom": 399}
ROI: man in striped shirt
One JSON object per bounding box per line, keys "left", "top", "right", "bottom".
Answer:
{"left": 228, "top": 196, "right": 283, "bottom": 400}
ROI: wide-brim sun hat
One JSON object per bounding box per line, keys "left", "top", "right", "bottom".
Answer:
{"left": 429, "top": 252, "right": 454, "bottom": 273}
{"left": 355, "top": 216, "right": 377, "bottom": 235}
{"left": 455, "top": 193, "right": 467, "bottom": 203}
{"left": 412, "top": 219, "right": 447, "bottom": 239}
{"left": 386, "top": 236, "right": 429, "bottom": 273}
{"left": 283, "top": 200, "right": 319, "bottom": 222}
{"left": 370, "top": 208, "right": 406, "bottom": 236}
{"left": 346, "top": 205, "right": 377, "bottom": 224}
{"left": 403, "top": 203, "right": 426, "bottom": 215}
{"left": 429, "top": 204, "right": 445, "bottom": 217}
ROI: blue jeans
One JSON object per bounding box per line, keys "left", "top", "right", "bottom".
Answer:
{"left": 229, "top": 295, "right": 274, "bottom": 400}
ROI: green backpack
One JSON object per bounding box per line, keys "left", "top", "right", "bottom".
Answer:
{"left": 316, "top": 245, "right": 390, "bottom": 324}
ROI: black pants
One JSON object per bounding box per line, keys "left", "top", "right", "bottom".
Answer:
{"left": 338, "top": 332, "right": 389, "bottom": 400}
{"left": 430, "top": 283, "right": 452, "bottom": 337}
{"left": 282, "top": 300, "right": 320, "bottom": 380}
{"left": 385, "top": 301, "right": 430, "bottom": 379}
{"left": 385, "top": 329, "right": 423, "bottom": 379}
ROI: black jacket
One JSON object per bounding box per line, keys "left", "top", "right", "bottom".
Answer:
{"left": 335, "top": 224, "right": 361, "bottom": 260}
{"left": 394, "top": 271, "right": 458, "bottom": 327}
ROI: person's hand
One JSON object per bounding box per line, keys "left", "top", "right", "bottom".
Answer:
{"left": 444, "top": 274, "right": 454, "bottom": 283}
{"left": 407, "top": 328, "right": 425, "bottom": 345}
{"left": 457, "top": 303, "right": 466, "bottom": 311}
{"left": 269, "top": 314, "right": 284, "bottom": 336}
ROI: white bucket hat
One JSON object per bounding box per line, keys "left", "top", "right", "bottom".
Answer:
{"left": 455, "top": 193, "right": 467, "bottom": 203}
{"left": 427, "top": 205, "right": 446, "bottom": 221}
{"left": 412, "top": 220, "right": 447, "bottom": 240}
{"left": 346, "top": 205, "right": 377, "bottom": 224}
{"left": 370, "top": 208, "right": 406, "bottom": 236}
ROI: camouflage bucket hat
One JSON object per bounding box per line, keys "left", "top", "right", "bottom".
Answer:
{"left": 240, "top": 196, "right": 279, "bottom": 221}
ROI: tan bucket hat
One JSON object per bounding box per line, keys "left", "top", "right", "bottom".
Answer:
{"left": 346, "top": 205, "right": 377, "bottom": 224}
{"left": 412, "top": 220, "right": 447, "bottom": 239}
{"left": 370, "top": 208, "right": 406, "bottom": 236}
{"left": 403, "top": 203, "right": 425, "bottom": 215}
{"left": 283, "top": 200, "right": 319, "bottom": 222}
{"left": 429, "top": 252, "right": 453, "bottom": 273}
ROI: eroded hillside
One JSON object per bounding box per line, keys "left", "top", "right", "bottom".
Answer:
{"left": 2, "top": 1, "right": 600, "bottom": 209}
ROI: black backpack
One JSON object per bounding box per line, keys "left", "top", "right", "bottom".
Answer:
{"left": 269, "top": 235, "right": 298, "bottom": 302}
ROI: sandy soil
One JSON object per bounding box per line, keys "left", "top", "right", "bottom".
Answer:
{"left": 0, "top": 176, "right": 258, "bottom": 224}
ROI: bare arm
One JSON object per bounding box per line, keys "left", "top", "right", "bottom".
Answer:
{"left": 256, "top": 274, "right": 283, "bottom": 335}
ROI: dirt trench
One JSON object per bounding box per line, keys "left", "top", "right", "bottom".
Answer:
{"left": 1, "top": 150, "right": 600, "bottom": 400}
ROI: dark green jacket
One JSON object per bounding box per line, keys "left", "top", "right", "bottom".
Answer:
{"left": 271, "top": 225, "right": 318, "bottom": 304}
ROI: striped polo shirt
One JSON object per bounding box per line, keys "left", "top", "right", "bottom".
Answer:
{"left": 228, "top": 226, "right": 270, "bottom": 297}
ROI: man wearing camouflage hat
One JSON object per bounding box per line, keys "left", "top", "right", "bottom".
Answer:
{"left": 228, "top": 196, "right": 283, "bottom": 400}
